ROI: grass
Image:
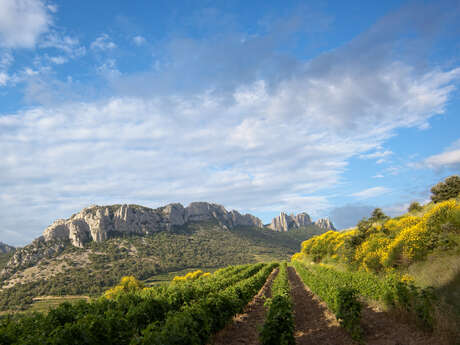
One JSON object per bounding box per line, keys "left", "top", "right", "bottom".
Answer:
{"left": 29, "top": 296, "right": 90, "bottom": 313}
{"left": 406, "top": 250, "right": 460, "bottom": 316}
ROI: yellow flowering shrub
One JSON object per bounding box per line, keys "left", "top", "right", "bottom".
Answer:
{"left": 103, "top": 276, "right": 144, "bottom": 299}
{"left": 172, "top": 269, "right": 210, "bottom": 282}
{"left": 422, "top": 199, "right": 457, "bottom": 230}
{"left": 291, "top": 252, "right": 305, "bottom": 262}
{"left": 354, "top": 234, "right": 391, "bottom": 272}
{"left": 384, "top": 216, "right": 420, "bottom": 236}
{"left": 383, "top": 199, "right": 459, "bottom": 267}
{"left": 400, "top": 274, "right": 415, "bottom": 284}
{"left": 293, "top": 199, "right": 459, "bottom": 271}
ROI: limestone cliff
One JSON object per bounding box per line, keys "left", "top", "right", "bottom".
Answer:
{"left": 0, "top": 202, "right": 263, "bottom": 279}
{"left": 42, "top": 202, "right": 263, "bottom": 248}
{"left": 268, "top": 212, "right": 312, "bottom": 231}
{"left": 314, "top": 218, "right": 336, "bottom": 230}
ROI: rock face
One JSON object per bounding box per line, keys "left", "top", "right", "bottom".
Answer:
{"left": 43, "top": 202, "right": 263, "bottom": 248}
{"left": 2, "top": 237, "right": 65, "bottom": 277}
{"left": 0, "top": 241, "right": 15, "bottom": 254}
{"left": 314, "top": 218, "right": 336, "bottom": 231}
{"left": 268, "top": 212, "right": 313, "bottom": 232}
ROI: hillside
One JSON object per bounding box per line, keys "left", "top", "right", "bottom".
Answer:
{"left": 0, "top": 220, "right": 325, "bottom": 311}
{"left": 291, "top": 190, "right": 460, "bottom": 340}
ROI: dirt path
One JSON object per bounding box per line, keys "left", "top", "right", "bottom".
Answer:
{"left": 360, "top": 305, "right": 447, "bottom": 345}
{"left": 288, "top": 266, "right": 449, "bottom": 345}
{"left": 287, "top": 266, "right": 357, "bottom": 345}
{"left": 211, "top": 268, "right": 279, "bottom": 345}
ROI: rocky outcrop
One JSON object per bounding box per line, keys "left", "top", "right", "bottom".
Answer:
{"left": 267, "top": 212, "right": 336, "bottom": 232}
{"left": 314, "top": 218, "right": 336, "bottom": 230}
{"left": 1, "top": 237, "right": 66, "bottom": 278}
{"left": 42, "top": 202, "right": 263, "bottom": 248}
{"left": 268, "top": 212, "right": 312, "bottom": 232}
{"left": 0, "top": 241, "right": 15, "bottom": 254}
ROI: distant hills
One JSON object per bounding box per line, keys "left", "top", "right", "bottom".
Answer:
{"left": 0, "top": 202, "right": 333, "bottom": 311}
{"left": 0, "top": 242, "right": 14, "bottom": 254}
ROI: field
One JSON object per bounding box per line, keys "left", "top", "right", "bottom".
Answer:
{"left": 1, "top": 260, "right": 457, "bottom": 345}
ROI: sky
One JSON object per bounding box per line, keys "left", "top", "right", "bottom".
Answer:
{"left": 1, "top": 0, "right": 460, "bottom": 246}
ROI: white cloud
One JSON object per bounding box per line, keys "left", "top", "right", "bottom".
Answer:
{"left": 373, "top": 174, "right": 385, "bottom": 178}
{"left": 0, "top": 50, "right": 13, "bottom": 68}
{"left": 48, "top": 56, "right": 67, "bottom": 64}
{"left": 97, "top": 59, "right": 121, "bottom": 79}
{"left": 1, "top": 61, "right": 457, "bottom": 243}
{"left": 47, "top": 4, "right": 58, "bottom": 13}
{"left": 133, "top": 35, "right": 146, "bottom": 46}
{"left": 91, "top": 34, "right": 116, "bottom": 51}
{"left": 351, "top": 187, "right": 390, "bottom": 199}
{"left": 424, "top": 139, "right": 460, "bottom": 170}
{"left": 359, "top": 150, "right": 393, "bottom": 160}
{"left": 2, "top": 3, "right": 460, "bottom": 244}
{"left": 0, "top": 71, "right": 8, "bottom": 86}
{"left": 0, "top": 0, "right": 52, "bottom": 48}
{"left": 40, "top": 33, "right": 86, "bottom": 57}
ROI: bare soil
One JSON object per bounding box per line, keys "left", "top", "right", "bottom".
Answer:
{"left": 287, "top": 266, "right": 357, "bottom": 345}
{"left": 211, "top": 268, "right": 279, "bottom": 345}
{"left": 211, "top": 265, "right": 452, "bottom": 345}
{"left": 288, "top": 266, "right": 449, "bottom": 345}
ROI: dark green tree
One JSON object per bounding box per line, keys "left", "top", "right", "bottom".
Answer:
{"left": 370, "top": 208, "right": 388, "bottom": 222}
{"left": 408, "top": 201, "right": 423, "bottom": 212}
{"left": 430, "top": 175, "right": 460, "bottom": 203}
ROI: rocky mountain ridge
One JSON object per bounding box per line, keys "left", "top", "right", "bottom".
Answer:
{"left": 314, "top": 218, "right": 336, "bottom": 230}
{"left": 267, "top": 212, "right": 335, "bottom": 232}
{"left": 1, "top": 202, "right": 335, "bottom": 280}
{"left": 42, "top": 202, "right": 263, "bottom": 248}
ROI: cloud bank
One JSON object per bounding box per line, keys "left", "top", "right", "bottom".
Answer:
{"left": 0, "top": 0, "right": 52, "bottom": 48}
{"left": 1, "top": 2, "right": 460, "bottom": 245}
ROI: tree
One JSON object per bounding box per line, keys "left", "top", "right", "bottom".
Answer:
{"left": 370, "top": 208, "right": 388, "bottom": 222}
{"left": 408, "top": 201, "right": 423, "bottom": 212}
{"left": 430, "top": 175, "right": 460, "bottom": 203}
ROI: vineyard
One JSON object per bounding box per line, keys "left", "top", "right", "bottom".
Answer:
{"left": 0, "top": 260, "right": 454, "bottom": 345}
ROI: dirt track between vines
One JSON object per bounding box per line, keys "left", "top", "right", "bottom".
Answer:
{"left": 287, "top": 266, "right": 357, "bottom": 345}
{"left": 211, "top": 268, "right": 278, "bottom": 345}
{"left": 287, "top": 266, "right": 446, "bottom": 345}
{"left": 212, "top": 265, "right": 449, "bottom": 345}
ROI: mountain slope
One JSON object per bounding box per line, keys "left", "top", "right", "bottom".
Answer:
{"left": 0, "top": 202, "right": 331, "bottom": 311}
{"left": 0, "top": 221, "right": 323, "bottom": 310}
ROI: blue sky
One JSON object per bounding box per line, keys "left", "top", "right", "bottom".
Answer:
{"left": 1, "top": 0, "right": 460, "bottom": 245}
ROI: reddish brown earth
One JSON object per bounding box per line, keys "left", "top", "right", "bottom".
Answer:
{"left": 212, "top": 266, "right": 452, "bottom": 345}
{"left": 287, "top": 266, "right": 357, "bottom": 345}
{"left": 287, "top": 266, "right": 449, "bottom": 345}
{"left": 211, "top": 268, "right": 278, "bottom": 345}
